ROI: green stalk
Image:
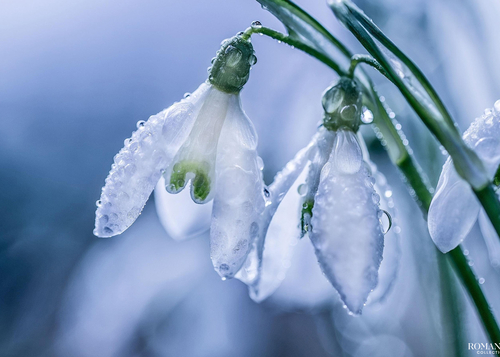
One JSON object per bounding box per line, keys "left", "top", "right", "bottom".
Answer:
{"left": 241, "top": 26, "right": 345, "bottom": 75}
{"left": 475, "top": 185, "right": 500, "bottom": 239}
{"left": 449, "top": 247, "right": 500, "bottom": 343}
{"left": 343, "top": 0, "right": 453, "bottom": 127}
{"left": 348, "top": 54, "right": 389, "bottom": 80}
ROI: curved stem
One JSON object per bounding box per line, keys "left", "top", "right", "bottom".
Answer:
{"left": 343, "top": 0, "right": 454, "bottom": 128}
{"left": 348, "top": 54, "right": 389, "bottom": 80}
{"left": 449, "top": 247, "right": 500, "bottom": 343}
{"left": 242, "top": 26, "right": 346, "bottom": 75}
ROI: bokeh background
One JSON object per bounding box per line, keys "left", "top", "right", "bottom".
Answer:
{"left": 1, "top": 0, "right": 500, "bottom": 356}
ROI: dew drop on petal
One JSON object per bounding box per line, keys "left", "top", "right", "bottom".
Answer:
{"left": 257, "top": 156, "right": 264, "bottom": 170}
{"left": 297, "top": 183, "right": 308, "bottom": 196}
{"left": 494, "top": 100, "right": 500, "bottom": 115}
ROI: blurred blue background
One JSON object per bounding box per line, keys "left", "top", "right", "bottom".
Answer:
{"left": 1, "top": 0, "right": 500, "bottom": 356}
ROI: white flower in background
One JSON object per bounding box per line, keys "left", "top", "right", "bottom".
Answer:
{"left": 237, "top": 78, "right": 389, "bottom": 314}
{"left": 94, "top": 35, "right": 265, "bottom": 279}
{"left": 428, "top": 100, "right": 500, "bottom": 266}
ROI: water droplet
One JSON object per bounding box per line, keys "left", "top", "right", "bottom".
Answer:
{"left": 256, "top": 156, "right": 264, "bottom": 170}
{"left": 493, "top": 100, "right": 500, "bottom": 114}
{"left": 380, "top": 210, "right": 392, "bottom": 234}
{"left": 251, "top": 20, "right": 262, "bottom": 29}
{"left": 388, "top": 112, "right": 396, "bottom": 119}
{"left": 225, "top": 46, "right": 243, "bottom": 67}
{"left": 219, "top": 264, "right": 230, "bottom": 271}
{"left": 463, "top": 249, "right": 469, "bottom": 256}
{"left": 124, "top": 164, "right": 136, "bottom": 176}
{"left": 479, "top": 277, "right": 485, "bottom": 284}
{"left": 123, "top": 138, "right": 132, "bottom": 146}
{"left": 207, "top": 66, "right": 212, "bottom": 73}
{"left": 183, "top": 92, "right": 191, "bottom": 98}
{"left": 136, "top": 120, "right": 145, "bottom": 129}
{"left": 484, "top": 108, "right": 492, "bottom": 116}
{"left": 361, "top": 108, "right": 374, "bottom": 124}
{"left": 249, "top": 54, "right": 257, "bottom": 65}
{"left": 96, "top": 200, "right": 102, "bottom": 207}
{"left": 468, "top": 260, "right": 474, "bottom": 266}
{"left": 236, "top": 31, "right": 244, "bottom": 36}
{"left": 340, "top": 104, "right": 357, "bottom": 121}
{"left": 263, "top": 187, "right": 270, "bottom": 198}
{"left": 297, "top": 183, "right": 308, "bottom": 196}
{"left": 384, "top": 190, "right": 393, "bottom": 198}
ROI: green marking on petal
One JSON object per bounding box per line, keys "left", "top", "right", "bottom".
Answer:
{"left": 169, "top": 160, "right": 212, "bottom": 201}
{"left": 300, "top": 199, "right": 315, "bottom": 237}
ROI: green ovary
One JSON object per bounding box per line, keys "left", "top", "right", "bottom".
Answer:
{"left": 170, "top": 161, "right": 211, "bottom": 201}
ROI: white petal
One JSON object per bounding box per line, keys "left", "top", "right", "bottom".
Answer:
{"left": 310, "top": 129, "right": 384, "bottom": 314}
{"left": 164, "top": 87, "right": 233, "bottom": 204}
{"left": 235, "top": 130, "right": 324, "bottom": 295}
{"left": 427, "top": 104, "right": 500, "bottom": 251}
{"left": 94, "top": 83, "right": 211, "bottom": 237}
{"left": 210, "top": 96, "right": 265, "bottom": 279}
{"left": 358, "top": 134, "right": 401, "bottom": 304}
{"left": 478, "top": 210, "right": 500, "bottom": 268}
{"left": 368, "top": 172, "right": 401, "bottom": 305}
{"left": 464, "top": 106, "right": 500, "bottom": 178}
{"left": 154, "top": 176, "right": 212, "bottom": 241}
{"left": 300, "top": 128, "right": 335, "bottom": 236}
{"left": 269, "top": 237, "right": 335, "bottom": 309}
{"left": 248, "top": 165, "right": 309, "bottom": 302}
{"left": 428, "top": 158, "right": 480, "bottom": 252}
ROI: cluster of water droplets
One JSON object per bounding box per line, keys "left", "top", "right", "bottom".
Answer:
{"left": 94, "top": 83, "right": 211, "bottom": 237}
{"left": 94, "top": 110, "right": 171, "bottom": 237}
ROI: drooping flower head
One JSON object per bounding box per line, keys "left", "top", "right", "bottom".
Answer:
{"left": 238, "top": 77, "right": 388, "bottom": 314}
{"left": 94, "top": 34, "right": 265, "bottom": 279}
{"left": 428, "top": 101, "right": 500, "bottom": 264}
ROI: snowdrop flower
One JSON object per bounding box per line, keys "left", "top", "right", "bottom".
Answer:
{"left": 428, "top": 100, "right": 500, "bottom": 265}
{"left": 238, "top": 78, "right": 387, "bottom": 314}
{"left": 94, "top": 34, "right": 265, "bottom": 279}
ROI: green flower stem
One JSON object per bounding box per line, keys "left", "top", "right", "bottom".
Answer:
{"left": 255, "top": 0, "right": 352, "bottom": 58}
{"left": 475, "top": 184, "right": 500, "bottom": 239}
{"left": 449, "top": 247, "right": 500, "bottom": 343}
{"left": 348, "top": 54, "right": 389, "bottom": 80}
{"left": 343, "top": 0, "right": 453, "bottom": 127}
{"left": 242, "top": 26, "right": 346, "bottom": 75}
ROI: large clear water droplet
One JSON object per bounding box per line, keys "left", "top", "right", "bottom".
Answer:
{"left": 251, "top": 20, "right": 262, "bottom": 29}
{"left": 361, "top": 107, "right": 374, "bottom": 124}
